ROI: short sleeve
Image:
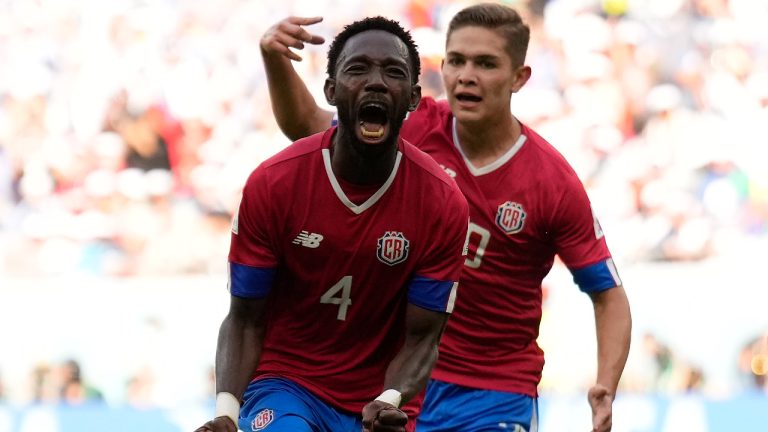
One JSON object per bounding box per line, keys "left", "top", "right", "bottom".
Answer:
{"left": 552, "top": 178, "right": 622, "bottom": 292}
{"left": 227, "top": 167, "right": 279, "bottom": 298}
{"left": 407, "top": 189, "right": 469, "bottom": 312}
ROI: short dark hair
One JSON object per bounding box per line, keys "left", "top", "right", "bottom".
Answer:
{"left": 447, "top": 3, "right": 530, "bottom": 67}
{"left": 327, "top": 16, "right": 421, "bottom": 84}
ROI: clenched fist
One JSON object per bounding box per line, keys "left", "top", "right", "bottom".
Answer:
{"left": 361, "top": 400, "right": 408, "bottom": 432}
{"left": 193, "top": 416, "right": 238, "bottom": 432}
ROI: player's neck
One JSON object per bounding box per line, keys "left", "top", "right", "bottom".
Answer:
{"left": 330, "top": 130, "right": 398, "bottom": 185}
{"left": 455, "top": 114, "right": 521, "bottom": 168}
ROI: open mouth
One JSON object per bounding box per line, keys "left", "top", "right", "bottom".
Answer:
{"left": 456, "top": 93, "right": 482, "bottom": 103}
{"left": 358, "top": 103, "right": 389, "bottom": 140}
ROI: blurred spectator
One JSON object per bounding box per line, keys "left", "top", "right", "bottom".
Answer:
{"left": 642, "top": 333, "right": 675, "bottom": 391}
{"left": 630, "top": 333, "right": 707, "bottom": 395}
{"left": 125, "top": 366, "right": 157, "bottom": 408}
{"left": 738, "top": 332, "right": 768, "bottom": 393}
{"left": 22, "top": 360, "right": 104, "bottom": 405}
{"left": 28, "top": 363, "right": 57, "bottom": 404}
{"left": 57, "top": 359, "right": 104, "bottom": 405}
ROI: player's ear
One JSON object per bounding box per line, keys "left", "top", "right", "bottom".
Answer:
{"left": 324, "top": 78, "right": 337, "bottom": 106}
{"left": 511, "top": 65, "right": 531, "bottom": 93}
{"left": 408, "top": 84, "right": 422, "bottom": 112}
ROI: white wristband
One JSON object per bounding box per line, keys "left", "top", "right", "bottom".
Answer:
{"left": 215, "top": 392, "right": 241, "bottom": 426}
{"left": 374, "top": 389, "right": 402, "bottom": 407}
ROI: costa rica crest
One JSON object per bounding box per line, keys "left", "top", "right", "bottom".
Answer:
{"left": 496, "top": 201, "right": 526, "bottom": 234}
{"left": 377, "top": 231, "right": 410, "bottom": 266}
{"left": 251, "top": 408, "right": 274, "bottom": 431}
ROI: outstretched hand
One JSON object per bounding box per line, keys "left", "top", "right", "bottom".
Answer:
{"left": 193, "top": 416, "right": 238, "bottom": 432}
{"left": 259, "top": 16, "right": 326, "bottom": 62}
{"left": 588, "top": 384, "right": 613, "bottom": 432}
{"left": 361, "top": 400, "right": 408, "bottom": 432}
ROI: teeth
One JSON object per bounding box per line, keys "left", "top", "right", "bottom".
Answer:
{"left": 364, "top": 103, "right": 386, "bottom": 110}
{"left": 361, "top": 125, "right": 384, "bottom": 138}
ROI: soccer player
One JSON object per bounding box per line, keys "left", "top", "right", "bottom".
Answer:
{"left": 259, "top": 4, "right": 632, "bottom": 432}
{"left": 195, "top": 17, "right": 469, "bottom": 432}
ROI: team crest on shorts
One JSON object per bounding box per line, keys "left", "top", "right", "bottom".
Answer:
{"left": 251, "top": 408, "right": 274, "bottom": 431}
{"left": 496, "top": 201, "right": 526, "bottom": 234}
{"left": 377, "top": 231, "right": 410, "bottom": 266}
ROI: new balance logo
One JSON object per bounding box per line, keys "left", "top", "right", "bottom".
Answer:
{"left": 293, "top": 231, "right": 324, "bottom": 248}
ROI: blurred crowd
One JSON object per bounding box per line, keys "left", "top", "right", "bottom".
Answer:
{"left": 1, "top": 0, "right": 768, "bottom": 407}
{"left": 1, "top": 0, "right": 766, "bottom": 277}
{"left": 0, "top": 357, "right": 214, "bottom": 408}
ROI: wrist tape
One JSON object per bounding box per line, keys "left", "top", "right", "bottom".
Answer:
{"left": 374, "top": 389, "right": 402, "bottom": 408}
{"left": 215, "top": 392, "right": 240, "bottom": 426}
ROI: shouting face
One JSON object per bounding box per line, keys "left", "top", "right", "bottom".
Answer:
{"left": 325, "top": 30, "right": 421, "bottom": 149}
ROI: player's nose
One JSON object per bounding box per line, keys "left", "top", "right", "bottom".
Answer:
{"left": 364, "top": 68, "right": 388, "bottom": 93}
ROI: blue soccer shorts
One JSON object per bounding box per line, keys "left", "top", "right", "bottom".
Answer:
{"left": 415, "top": 379, "right": 538, "bottom": 432}
{"left": 239, "top": 377, "right": 362, "bottom": 432}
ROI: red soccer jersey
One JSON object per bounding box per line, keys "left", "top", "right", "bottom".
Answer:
{"left": 228, "top": 127, "right": 469, "bottom": 413}
{"left": 400, "top": 97, "right": 622, "bottom": 397}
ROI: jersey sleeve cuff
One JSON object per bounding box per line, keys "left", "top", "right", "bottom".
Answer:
{"left": 407, "top": 276, "right": 458, "bottom": 313}
{"left": 228, "top": 261, "right": 276, "bottom": 298}
{"left": 570, "top": 258, "right": 622, "bottom": 293}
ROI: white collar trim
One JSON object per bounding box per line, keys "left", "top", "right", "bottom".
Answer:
{"left": 322, "top": 148, "right": 403, "bottom": 215}
{"left": 452, "top": 117, "right": 527, "bottom": 176}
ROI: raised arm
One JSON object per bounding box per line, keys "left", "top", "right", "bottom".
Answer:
{"left": 195, "top": 295, "right": 268, "bottom": 432}
{"left": 260, "top": 16, "right": 335, "bottom": 140}
{"left": 588, "top": 285, "right": 632, "bottom": 432}
{"left": 361, "top": 304, "right": 449, "bottom": 432}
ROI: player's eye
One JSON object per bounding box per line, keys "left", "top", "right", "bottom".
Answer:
{"left": 447, "top": 57, "right": 463, "bottom": 66}
{"left": 345, "top": 64, "right": 367, "bottom": 74}
{"left": 386, "top": 67, "right": 407, "bottom": 78}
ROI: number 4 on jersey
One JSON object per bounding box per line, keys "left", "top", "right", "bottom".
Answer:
{"left": 321, "top": 276, "right": 352, "bottom": 320}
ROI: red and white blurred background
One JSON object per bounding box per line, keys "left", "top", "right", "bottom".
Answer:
{"left": 1, "top": 0, "right": 767, "bottom": 431}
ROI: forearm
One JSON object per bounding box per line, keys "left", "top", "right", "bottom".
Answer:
{"left": 591, "top": 286, "right": 632, "bottom": 395}
{"left": 260, "top": 49, "right": 331, "bottom": 140}
{"left": 382, "top": 334, "right": 441, "bottom": 404}
{"left": 381, "top": 304, "right": 448, "bottom": 405}
{"left": 215, "top": 313, "right": 265, "bottom": 400}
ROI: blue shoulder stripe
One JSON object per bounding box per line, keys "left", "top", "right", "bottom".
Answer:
{"left": 228, "top": 262, "right": 276, "bottom": 298}
{"left": 408, "top": 275, "right": 457, "bottom": 313}
{"left": 571, "top": 258, "right": 622, "bottom": 293}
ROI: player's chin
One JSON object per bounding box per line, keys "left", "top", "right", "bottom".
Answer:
{"left": 453, "top": 109, "right": 486, "bottom": 125}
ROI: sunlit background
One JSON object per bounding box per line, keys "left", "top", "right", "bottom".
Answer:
{"left": 1, "top": 0, "right": 767, "bottom": 431}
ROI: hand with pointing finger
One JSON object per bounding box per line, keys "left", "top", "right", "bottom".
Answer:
{"left": 260, "top": 16, "right": 326, "bottom": 62}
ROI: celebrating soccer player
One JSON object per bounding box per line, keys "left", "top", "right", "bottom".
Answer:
{"left": 195, "top": 17, "right": 469, "bottom": 432}
{"left": 260, "top": 4, "right": 632, "bottom": 432}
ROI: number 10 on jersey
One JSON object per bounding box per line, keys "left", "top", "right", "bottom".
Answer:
{"left": 464, "top": 222, "right": 490, "bottom": 269}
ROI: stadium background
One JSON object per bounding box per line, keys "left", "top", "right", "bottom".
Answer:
{"left": 1, "top": 0, "right": 767, "bottom": 430}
